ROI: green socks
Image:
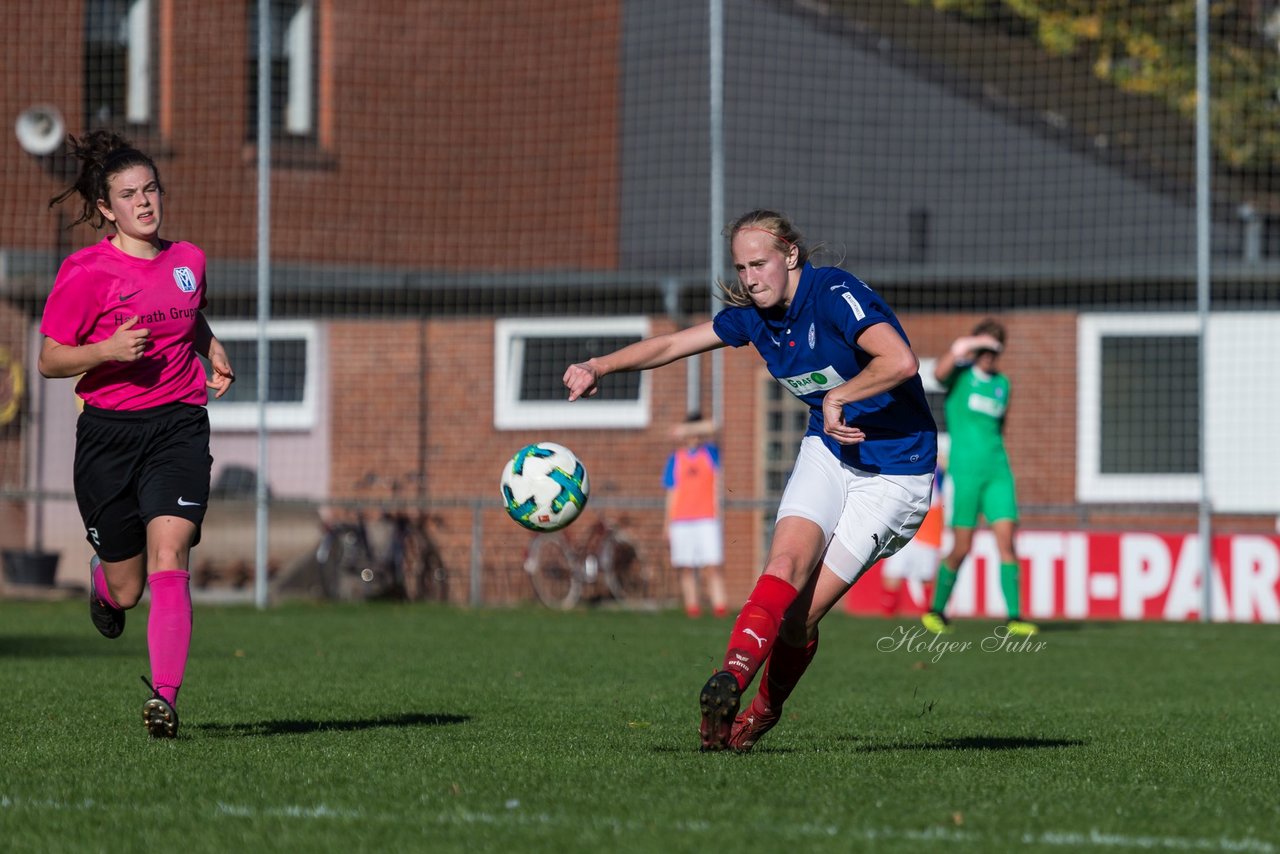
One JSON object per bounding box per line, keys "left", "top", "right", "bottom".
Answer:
{"left": 931, "top": 564, "right": 958, "bottom": 613}
{"left": 932, "top": 561, "right": 1022, "bottom": 619}
{"left": 1000, "top": 561, "right": 1021, "bottom": 620}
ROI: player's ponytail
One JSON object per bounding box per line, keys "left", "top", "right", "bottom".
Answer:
{"left": 49, "top": 130, "right": 163, "bottom": 228}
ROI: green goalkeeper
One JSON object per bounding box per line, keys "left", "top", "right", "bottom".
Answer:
{"left": 922, "top": 319, "right": 1038, "bottom": 637}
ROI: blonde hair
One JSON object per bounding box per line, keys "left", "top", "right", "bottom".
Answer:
{"left": 716, "top": 209, "right": 810, "bottom": 307}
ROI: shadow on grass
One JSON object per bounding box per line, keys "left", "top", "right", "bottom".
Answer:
{"left": 191, "top": 712, "right": 470, "bottom": 738}
{"left": 1033, "top": 621, "right": 1110, "bottom": 633}
{"left": 0, "top": 634, "right": 135, "bottom": 658}
{"left": 651, "top": 734, "right": 1083, "bottom": 756}
{"left": 649, "top": 744, "right": 802, "bottom": 755}
{"left": 844, "top": 734, "right": 1086, "bottom": 752}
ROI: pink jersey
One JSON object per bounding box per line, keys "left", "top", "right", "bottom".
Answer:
{"left": 40, "top": 236, "right": 209, "bottom": 410}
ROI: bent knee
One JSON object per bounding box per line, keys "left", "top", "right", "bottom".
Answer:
{"left": 113, "top": 586, "right": 145, "bottom": 609}
{"left": 148, "top": 549, "right": 191, "bottom": 571}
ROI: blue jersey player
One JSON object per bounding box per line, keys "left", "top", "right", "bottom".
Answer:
{"left": 564, "top": 209, "right": 937, "bottom": 752}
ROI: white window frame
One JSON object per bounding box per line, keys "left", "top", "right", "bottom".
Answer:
{"left": 1077, "top": 313, "right": 1201, "bottom": 503}
{"left": 206, "top": 320, "right": 319, "bottom": 431}
{"left": 494, "top": 317, "right": 650, "bottom": 430}
{"left": 125, "top": 0, "right": 152, "bottom": 124}
{"left": 84, "top": 0, "right": 154, "bottom": 128}
{"left": 283, "top": 0, "right": 314, "bottom": 136}
{"left": 1080, "top": 311, "right": 1280, "bottom": 512}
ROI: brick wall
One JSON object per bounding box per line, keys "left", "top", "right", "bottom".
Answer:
{"left": 7, "top": 298, "right": 1266, "bottom": 601}
{"left": 3, "top": 2, "right": 621, "bottom": 267}
{"left": 7, "top": 4, "right": 1265, "bottom": 602}
{"left": 316, "top": 309, "right": 1273, "bottom": 606}
{"left": 318, "top": 310, "right": 1138, "bottom": 605}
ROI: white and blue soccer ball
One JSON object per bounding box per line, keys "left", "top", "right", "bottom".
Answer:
{"left": 500, "top": 442, "right": 590, "bottom": 532}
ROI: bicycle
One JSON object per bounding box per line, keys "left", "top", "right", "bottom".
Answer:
{"left": 313, "top": 473, "right": 449, "bottom": 603}
{"left": 523, "top": 514, "right": 652, "bottom": 609}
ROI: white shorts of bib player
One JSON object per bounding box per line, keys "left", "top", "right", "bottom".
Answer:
{"left": 881, "top": 535, "right": 941, "bottom": 583}
{"left": 669, "top": 518, "right": 725, "bottom": 568}
{"left": 776, "top": 436, "right": 933, "bottom": 585}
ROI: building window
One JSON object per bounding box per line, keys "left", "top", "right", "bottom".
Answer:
{"left": 760, "top": 375, "right": 809, "bottom": 495}
{"left": 84, "top": 0, "right": 153, "bottom": 129}
{"left": 493, "top": 318, "right": 649, "bottom": 430}
{"left": 1077, "top": 314, "right": 1201, "bottom": 503}
{"left": 1099, "top": 335, "right": 1199, "bottom": 475}
{"left": 757, "top": 372, "right": 809, "bottom": 555}
{"left": 204, "top": 321, "right": 318, "bottom": 430}
{"left": 1080, "top": 311, "right": 1280, "bottom": 512}
{"left": 247, "top": 0, "right": 316, "bottom": 140}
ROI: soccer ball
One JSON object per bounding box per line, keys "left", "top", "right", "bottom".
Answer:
{"left": 500, "top": 442, "right": 590, "bottom": 532}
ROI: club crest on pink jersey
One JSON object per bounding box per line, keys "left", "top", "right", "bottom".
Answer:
{"left": 173, "top": 266, "right": 197, "bottom": 293}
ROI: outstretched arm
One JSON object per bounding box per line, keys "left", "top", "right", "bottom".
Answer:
{"left": 564, "top": 321, "right": 725, "bottom": 402}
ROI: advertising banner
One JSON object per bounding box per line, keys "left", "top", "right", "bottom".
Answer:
{"left": 846, "top": 530, "right": 1280, "bottom": 624}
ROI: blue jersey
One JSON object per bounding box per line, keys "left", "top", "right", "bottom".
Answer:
{"left": 713, "top": 263, "right": 937, "bottom": 475}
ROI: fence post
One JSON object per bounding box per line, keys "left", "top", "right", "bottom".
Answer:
{"left": 470, "top": 499, "right": 484, "bottom": 607}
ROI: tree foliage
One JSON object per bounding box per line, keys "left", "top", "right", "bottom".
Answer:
{"left": 910, "top": 0, "right": 1280, "bottom": 173}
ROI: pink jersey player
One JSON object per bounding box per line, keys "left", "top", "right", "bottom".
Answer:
{"left": 38, "top": 130, "right": 235, "bottom": 740}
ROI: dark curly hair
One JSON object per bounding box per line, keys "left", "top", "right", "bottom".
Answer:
{"left": 48, "top": 130, "right": 163, "bottom": 228}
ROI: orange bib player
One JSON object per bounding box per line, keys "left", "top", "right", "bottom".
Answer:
{"left": 879, "top": 465, "right": 945, "bottom": 615}
{"left": 664, "top": 415, "right": 727, "bottom": 618}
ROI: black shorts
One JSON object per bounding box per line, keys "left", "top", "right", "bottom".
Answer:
{"left": 73, "top": 402, "right": 213, "bottom": 562}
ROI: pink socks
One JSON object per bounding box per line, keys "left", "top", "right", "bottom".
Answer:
{"left": 146, "top": 570, "right": 192, "bottom": 706}
{"left": 92, "top": 558, "right": 122, "bottom": 610}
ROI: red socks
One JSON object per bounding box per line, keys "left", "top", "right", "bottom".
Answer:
{"left": 757, "top": 631, "right": 820, "bottom": 711}
{"left": 722, "top": 574, "right": 798, "bottom": 691}
{"left": 880, "top": 583, "right": 901, "bottom": 616}
{"left": 146, "top": 570, "right": 192, "bottom": 706}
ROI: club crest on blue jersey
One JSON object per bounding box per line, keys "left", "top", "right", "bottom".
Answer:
{"left": 172, "top": 266, "right": 197, "bottom": 293}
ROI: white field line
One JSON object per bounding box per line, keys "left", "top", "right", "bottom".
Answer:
{"left": 1, "top": 794, "right": 1275, "bottom": 853}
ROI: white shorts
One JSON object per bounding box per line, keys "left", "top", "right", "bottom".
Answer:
{"left": 776, "top": 436, "right": 934, "bottom": 585}
{"left": 669, "top": 518, "right": 724, "bottom": 568}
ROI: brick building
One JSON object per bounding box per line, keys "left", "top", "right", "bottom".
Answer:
{"left": 3, "top": 1, "right": 1276, "bottom": 605}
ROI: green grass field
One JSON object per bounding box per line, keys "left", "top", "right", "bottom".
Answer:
{"left": 1, "top": 600, "right": 1277, "bottom": 853}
